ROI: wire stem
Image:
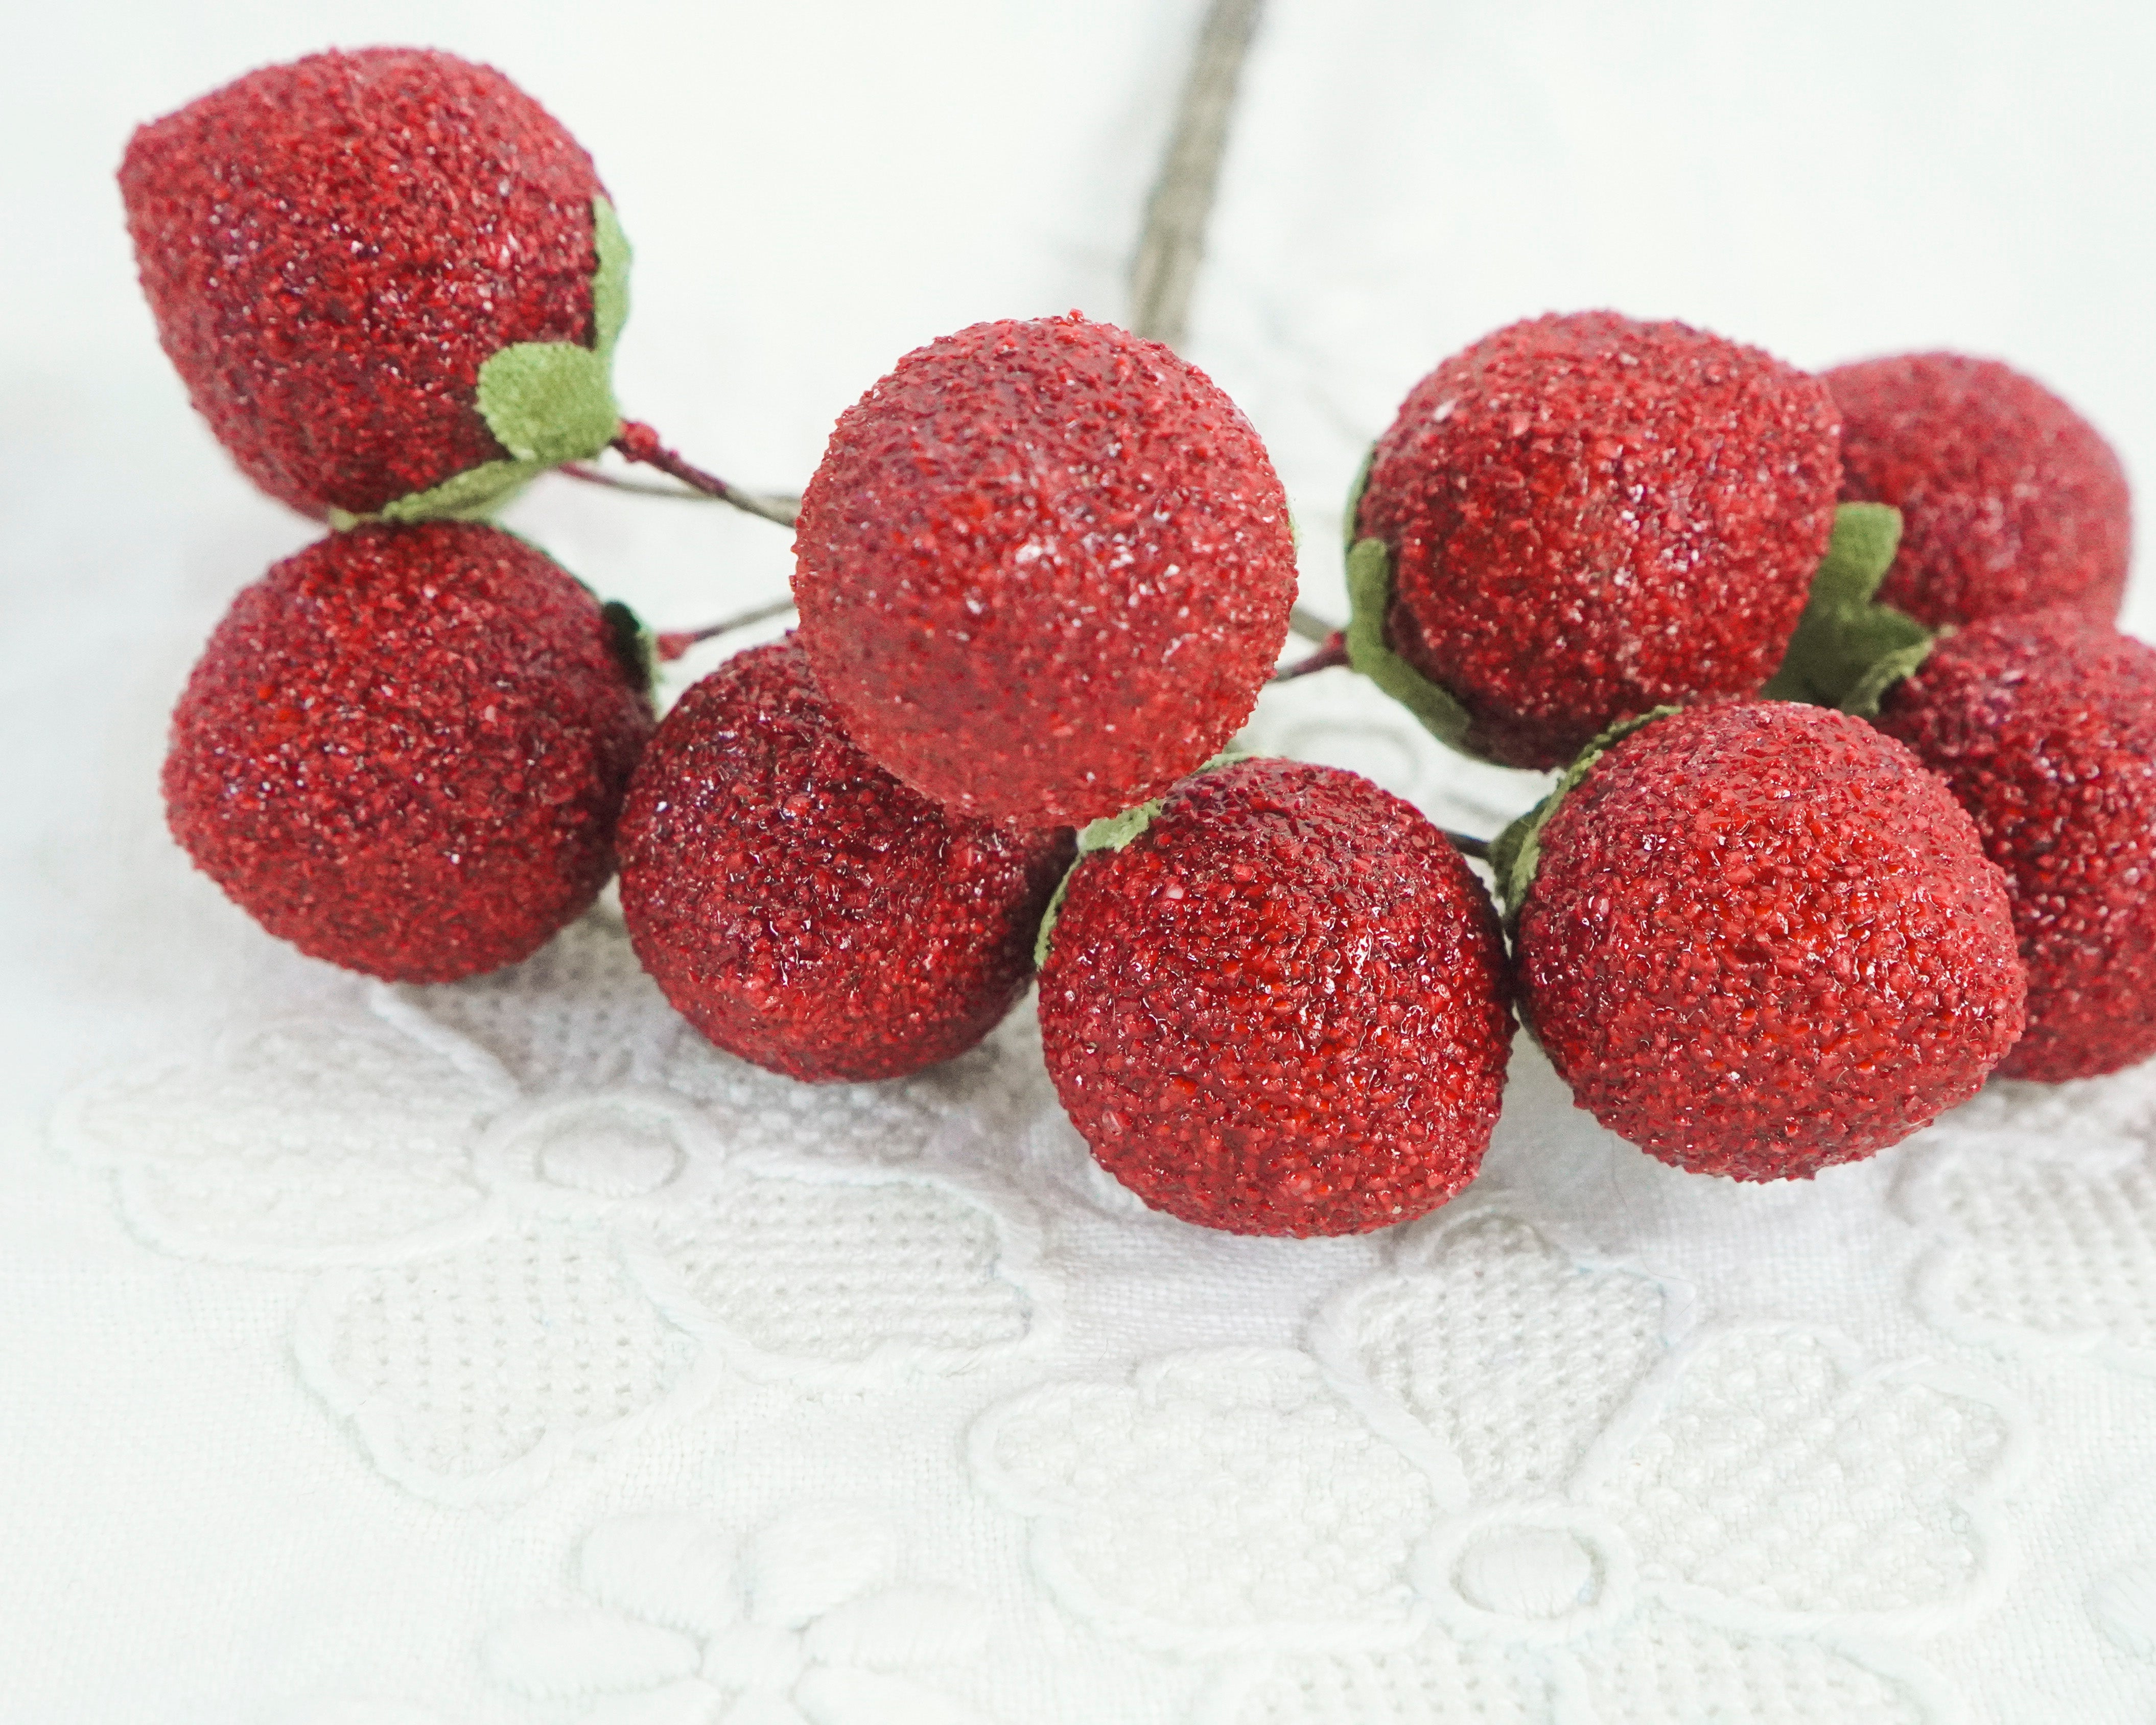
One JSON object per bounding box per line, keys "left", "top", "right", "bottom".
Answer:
{"left": 1129, "top": 0, "right": 1266, "bottom": 348}
{"left": 559, "top": 462, "right": 728, "bottom": 501}
{"left": 612, "top": 422, "right": 802, "bottom": 527}
{"left": 654, "top": 596, "right": 799, "bottom": 661}
{"left": 1289, "top": 603, "right": 1342, "bottom": 643}
{"left": 1272, "top": 631, "right": 1348, "bottom": 681}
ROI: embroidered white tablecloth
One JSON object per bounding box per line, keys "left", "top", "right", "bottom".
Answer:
{"left": 5, "top": 4, "right": 2154, "bottom": 1721}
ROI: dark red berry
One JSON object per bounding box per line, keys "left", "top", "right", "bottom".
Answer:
{"left": 1877, "top": 609, "right": 2156, "bottom": 1082}
{"left": 792, "top": 313, "right": 1297, "bottom": 827}
{"left": 1038, "top": 759, "right": 1513, "bottom": 1236}
{"left": 1512, "top": 702, "right": 2025, "bottom": 1178}
{"left": 165, "top": 523, "right": 652, "bottom": 982}
{"left": 1354, "top": 311, "right": 1841, "bottom": 770}
{"left": 618, "top": 639, "right": 1073, "bottom": 1084}
{"left": 121, "top": 48, "right": 612, "bottom": 519}
{"left": 1827, "top": 353, "right": 2131, "bottom": 628}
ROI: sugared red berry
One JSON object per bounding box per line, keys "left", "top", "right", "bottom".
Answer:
{"left": 165, "top": 523, "right": 652, "bottom": 981}
{"left": 1038, "top": 758, "right": 1513, "bottom": 1236}
{"left": 122, "top": 48, "right": 614, "bottom": 519}
{"left": 1878, "top": 608, "right": 2156, "bottom": 1081}
{"left": 1827, "top": 353, "right": 2130, "bottom": 627}
{"left": 1354, "top": 311, "right": 1842, "bottom": 770}
{"left": 618, "top": 639, "right": 1073, "bottom": 1083}
{"left": 1512, "top": 702, "right": 2025, "bottom": 1177}
{"left": 792, "top": 313, "right": 1297, "bottom": 826}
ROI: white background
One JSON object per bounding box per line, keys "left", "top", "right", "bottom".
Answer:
{"left": 2, "top": 3, "right": 2152, "bottom": 1719}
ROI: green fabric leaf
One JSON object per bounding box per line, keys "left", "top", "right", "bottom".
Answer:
{"left": 591, "top": 196, "right": 631, "bottom": 358}
{"left": 1344, "top": 535, "right": 1478, "bottom": 756}
{"left": 1489, "top": 706, "right": 1680, "bottom": 924}
{"left": 1760, "top": 503, "right": 1932, "bottom": 716}
{"left": 367, "top": 457, "right": 550, "bottom": 525}
{"left": 476, "top": 341, "right": 620, "bottom": 466}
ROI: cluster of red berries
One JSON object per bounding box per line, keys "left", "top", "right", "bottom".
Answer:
{"left": 130, "top": 48, "right": 2143, "bottom": 1240}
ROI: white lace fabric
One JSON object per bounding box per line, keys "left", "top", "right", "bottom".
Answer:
{"left": 21, "top": 674, "right": 2156, "bottom": 1723}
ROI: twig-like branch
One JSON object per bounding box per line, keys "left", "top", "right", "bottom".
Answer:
{"left": 1272, "top": 631, "right": 1348, "bottom": 681}
{"left": 612, "top": 422, "right": 802, "bottom": 527}
{"left": 1289, "top": 603, "right": 1340, "bottom": 644}
{"left": 1444, "top": 831, "right": 1493, "bottom": 861}
{"left": 654, "top": 597, "right": 799, "bottom": 662}
{"left": 559, "top": 462, "right": 725, "bottom": 501}
{"left": 1129, "top": 0, "right": 1265, "bottom": 348}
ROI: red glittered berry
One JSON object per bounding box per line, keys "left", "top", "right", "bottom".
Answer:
{"left": 165, "top": 522, "right": 652, "bottom": 982}
{"left": 791, "top": 314, "right": 1297, "bottom": 827}
{"left": 1037, "top": 759, "right": 1513, "bottom": 1236}
{"left": 121, "top": 48, "right": 622, "bottom": 520}
{"left": 1877, "top": 609, "right": 2156, "bottom": 1082}
{"left": 617, "top": 639, "right": 1074, "bottom": 1083}
{"left": 1510, "top": 702, "right": 2025, "bottom": 1178}
{"left": 1353, "top": 311, "right": 1842, "bottom": 771}
{"left": 1827, "top": 353, "right": 2131, "bottom": 628}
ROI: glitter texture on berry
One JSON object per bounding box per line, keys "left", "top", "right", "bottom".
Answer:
{"left": 792, "top": 314, "right": 1297, "bottom": 826}
{"left": 164, "top": 523, "right": 653, "bottom": 982}
{"left": 618, "top": 640, "right": 1074, "bottom": 1084}
{"left": 1354, "top": 311, "right": 1842, "bottom": 771}
{"left": 1514, "top": 703, "right": 2025, "bottom": 1179}
{"left": 1878, "top": 609, "right": 2156, "bottom": 1082}
{"left": 1038, "top": 758, "right": 1513, "bottom": 1236}
{"left": 1828, "top": 353, "right": 2131, "bottom": 628}
{"left": 121, "top": 48, "right": 617, "bottom": 519}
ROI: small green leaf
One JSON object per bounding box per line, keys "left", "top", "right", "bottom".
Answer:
{"left": 1079, "top": 800, "right": 1165, "bottom": 857}
{"left": 1760, "top": 502, "right": 1932, "bottom": 715}
{"left": 1344, "top": 535, "right": 1478, "bottom": 756}
{"left": 373, "top": 457, "right": 549, "bottom": 525}
{"left": 476, "top": 342, "right": 620, "bottom": 466}
{"left": 591, "top": 197, "right": 631, "bottom": 358}
{"left": 1489, "top": 706, "right": 1679, "bottom": 924}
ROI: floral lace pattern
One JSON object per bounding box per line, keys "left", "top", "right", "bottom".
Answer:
{"left": 973, "top": 1206, "right": 2025, "bottom": 1723}
{"left": 49, "top": 696, "right": 2156, "bottom": 1721}
{"left": 483, "top": 1508, "right": 993, "bottom": 1724}
{"left": 55, "top": 918, "right": 1056, "bottom": 1504}
{"left": 1902, "top": 1065, "right": 2156, "bottom": 1377}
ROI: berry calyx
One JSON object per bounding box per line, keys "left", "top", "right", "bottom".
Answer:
{"left": 1759, "top": 502, "right": 1933, "bottom": 716}
{"left": 1506, "top": 701, "right": 2025, "bottom": 1179}
{"left": 791, "top": 313, "right": 1297, "bottom": 827}
{"left": 1876, "top": 609, "right": 2156, "bottom": 1082}
{"left": 617, "top": 639, "right": 1073, "bottom": 1083}
{"left": 1827, "top": 352, "right": 2132, "bottom": 628}
{"left": 1348, "top": 311, "right": 1842, "bottom": 771}
{"left": 1037, "top": 758, "right": 1514, "bottom": 1236}
{"left": 122, "top": 48, "right": 629, "bottom": 523}
{"left": 165, "top": 523, "right": 653, "bottom": 981}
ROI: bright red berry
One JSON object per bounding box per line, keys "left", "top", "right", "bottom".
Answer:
{"left": 165, "top": 522, "right": 652, "bottom": 982}
{"left": 1351, "top": 311, "right": 1842, "bottom": 771}
{"left": 1037, "top": 759, "right": 1513, "bottom": 1237}
{"left": 1827, "top": 353, "right": 2130, "bottom": 628}
{"left": 791, "top": 314, "right": 1297, "bottom": 827}
{"left": 617, "top": 639, "right": 1074, "bottom": 1083}
{"left": 121, "top": 48, "right": 624, "bottom": 521}
{"left": 1506, "top": 702, "right": 2025, "bottom": 1179}
{"left": 1876, "top": 609, "right": 2156, "bottom": 1082}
